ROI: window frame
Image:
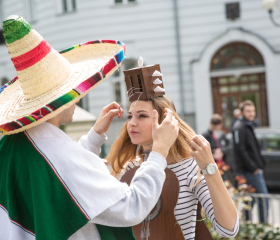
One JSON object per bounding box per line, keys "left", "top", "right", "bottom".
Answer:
{"left": 24, "top": 0, "right": 37, "bottom": 23}
{"left": 0, "top": 29, "right": 5, "bottom": 45}
{"left": 210, "top": 42, "right": 264, "bottom": 70}
{"left": 57, "top": 0, "right": 77, "bottom": 14}
{"left": 112, "top": 0, "right": 137, "bottom": 6}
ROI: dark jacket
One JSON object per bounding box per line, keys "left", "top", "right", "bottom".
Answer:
{"left": 202, "top": 129, "right": 230, "bottom": 162}
{"left": 231, "top": 118, "right": 266, "bottom": 173}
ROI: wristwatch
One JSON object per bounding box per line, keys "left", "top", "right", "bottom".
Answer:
{"left": 200, "top": 163, "right": 218, "bottom": 175}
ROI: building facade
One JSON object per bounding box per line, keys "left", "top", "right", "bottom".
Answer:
{"left": 0, "top": 0, "right": 280, "bottom": 146}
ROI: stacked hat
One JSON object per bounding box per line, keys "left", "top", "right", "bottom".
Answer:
{"left": 0, "top": 15, "right": 125, "bottom": 135}
{"left": 123, "top": 57, "right": 165, "bottom": 102}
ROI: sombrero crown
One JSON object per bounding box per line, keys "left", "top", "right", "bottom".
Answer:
{"left": 0, "top": 15, "right": 125, "bottom": 135}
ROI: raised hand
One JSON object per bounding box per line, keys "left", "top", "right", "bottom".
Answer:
{"left": 152, "top": 108, "right": 179, "bottom": 158}
{"left": 93, "top": 102, "right": 123, "bottom": 135}
{"left": 190, "top": 135, "right": 215, "bottom": 170}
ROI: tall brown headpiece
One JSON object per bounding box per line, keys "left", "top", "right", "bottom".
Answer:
{"left": 124, "top": 59, "right": 165, "bottom": 102}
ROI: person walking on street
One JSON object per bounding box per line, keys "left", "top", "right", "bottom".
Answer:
{"left": 232, "top": 100, "right": 268, "bottom": 223}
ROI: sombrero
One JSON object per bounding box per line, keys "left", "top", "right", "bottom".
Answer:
{"left": 0, "top": 15, "right": 125, "bottom": 135}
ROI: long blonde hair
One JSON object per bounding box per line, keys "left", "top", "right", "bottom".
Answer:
{"left": 106, "top": 96, "right": 196, "bottom": 177}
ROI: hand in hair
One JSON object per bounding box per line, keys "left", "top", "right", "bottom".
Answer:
{"left": 152, "top": 108, "right": 179, "bottom": 158}
{"left": 93, "top": 102, "right": 124, "bottom": 135}
{"left": 190, "top": 135, "right": 216, "bottom": 170}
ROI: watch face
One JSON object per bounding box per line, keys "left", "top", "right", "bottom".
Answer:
{"left": 207, "top": 164, "right": 217, "bottom": 175}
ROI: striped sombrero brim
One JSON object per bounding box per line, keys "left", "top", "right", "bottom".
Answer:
{"left": 0, "top": 40, "right": 125, "bottom": 135}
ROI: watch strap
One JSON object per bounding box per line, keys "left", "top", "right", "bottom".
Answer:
{"left": 200, "top": 163, "right": 218, "bottom": 175}
{"left": 200, "top": 168, "right": 208, "bottom": 175}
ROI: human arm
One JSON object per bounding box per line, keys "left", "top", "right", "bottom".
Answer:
{"left": 92, "top": 152, "right": 167, "bottom": 226}
{"left": 191, "top": 135, "right": 238, "bottom": 233}
{"left": 79, "top": 102, "right": 122, "bottom": 155}
{"left": 79, "top": 129, "right": 107, "bottom": 155}
{"left": 93, "top": 102, "right": 123, "bottom": 135}
{"left": 194, "top": 176, "right": 239, "bottom": 238}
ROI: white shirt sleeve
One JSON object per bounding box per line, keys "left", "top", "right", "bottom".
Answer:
{"left": 79, "top": 129, "right": 107, "bottom": 155}
{"left": 91, "top": 151, "right": 167, "bottom": 227}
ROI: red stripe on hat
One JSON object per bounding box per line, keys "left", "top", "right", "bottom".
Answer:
{"left": 12, "top": 39, "right": 51, "bottom": 71}
{"left": 101, "top": 58, "right": 116, "bottom": 77}
{"left": 102, "top": 40, "right": 116, "bottom": 44}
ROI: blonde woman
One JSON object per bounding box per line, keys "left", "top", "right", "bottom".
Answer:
{"left": 107, "top": 96, "right": 239, "bottom": 239}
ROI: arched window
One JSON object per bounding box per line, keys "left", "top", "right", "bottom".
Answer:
{"left": 211, "top": 42, "right": 264, "bottom": 70}
{"left": 210, "top": 42, "right": 268, "bottom": 131}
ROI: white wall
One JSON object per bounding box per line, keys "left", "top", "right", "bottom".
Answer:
{"left": 0, "top": 0, "right": 280, "bottom": 136}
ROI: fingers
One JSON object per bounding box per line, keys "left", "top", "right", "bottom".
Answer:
{"left": 117, "top": 107, "right": 124, "bottom": 119}
{"left": 191, "top": 135, "right": 209, "bottom": 151}
{"left": 107, "top": 102, "right": 121, "bottom": 110}
{"left": 191, "top": 135, "right": 212, "bottom": 161}
{"left": 172, "top": 116, "right": 179, "bottom": 134}
{"left": 152, "top": 109, "right": 159, "bottom": 129}
{"left": 164, "top": 108, "right": 173, "bottom": 120}
{"left": 191, "top": 135, "right": 206, "bottom": 147}
{"left": 102, "top": 102, "right": 123, "bottom": 119}
{"left": 162, "top": 108, "right": 178, "bottom": 133}
{"left": 191, "top": 139, "right": 200, "bottom": 151}
{"left": 103, "top": 102, "right": 121, "bottom": 114}
{"left": 106, "top": 109, "right": 121, "bottom": 120}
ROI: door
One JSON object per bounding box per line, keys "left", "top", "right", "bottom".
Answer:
{"left": 211, "top": 73, "right": 268, "bottom": 131}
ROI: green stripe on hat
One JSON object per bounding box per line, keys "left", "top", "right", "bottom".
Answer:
{"left": 3, "top": 15, "right": 32, "bottom": 44}
{"left": 60, "top": 46, "right": 76, "bottom": 54}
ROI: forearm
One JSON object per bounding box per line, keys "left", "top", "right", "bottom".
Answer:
{"left": 92, "top": 152, "right": 167, "bottom": 226}
{"left": 79, "top": 128, "right": 107, "bottom": 155}
{"left": 204, "top": 172, "right": 237, "bottom": 231}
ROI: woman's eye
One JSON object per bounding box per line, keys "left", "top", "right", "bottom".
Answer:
{"left": 127, "top": 116, "right": 132, "bottom": 119}
{"left": 139, "top": 115, "right": 147, "bottom": 118}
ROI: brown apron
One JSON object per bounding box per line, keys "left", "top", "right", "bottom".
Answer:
{"left": 195, "top": 202, "right": 213, "bottom": 240}
{"left": 121, "top": 166, "right": 185, "bottom": 240}
{"left": 121, "top": 166, "right": 213, "bottom": 240}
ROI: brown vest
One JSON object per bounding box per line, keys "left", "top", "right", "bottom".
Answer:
{"left": 195, "top": 202, "right": 213, "bottom": 240}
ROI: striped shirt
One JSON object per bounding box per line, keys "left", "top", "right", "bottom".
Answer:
{"left": 126, "top": 157, "right": 239, "bottom": 239}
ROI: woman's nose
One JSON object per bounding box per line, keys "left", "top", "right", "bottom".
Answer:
{"left": 129, "top": 117, "right": 137, "bottom": 126}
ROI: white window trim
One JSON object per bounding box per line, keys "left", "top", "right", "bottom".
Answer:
{"left": 24, "top": 0, "right": 36, "bottom": 23}
{"left": 210, "top": 66, "right": 265, "bottom": 78}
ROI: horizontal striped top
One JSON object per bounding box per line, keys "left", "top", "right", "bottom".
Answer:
{"left": 126, "top": 157, "right": 239, "bottom": 239}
